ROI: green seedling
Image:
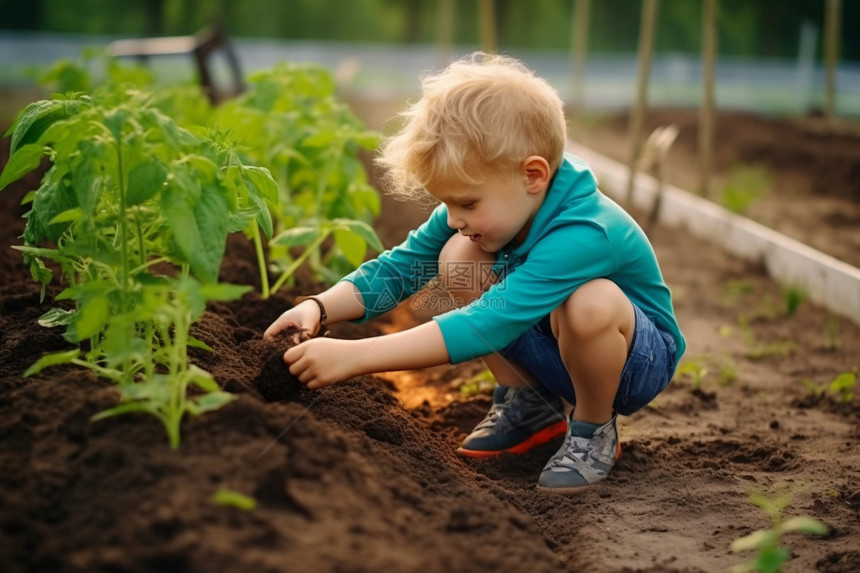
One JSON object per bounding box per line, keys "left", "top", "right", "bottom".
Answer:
{"left": 675, "top": 359, "right": 708, "bottom": 391}
{"left": 458, "top": 368, "right": 497, "bottom": 397}
{"left": 212, "top": 487, "right": 257, "bottom": 511}
{"left": 731, "top": 486, "right": 828, "bottom": 573}
{"left": 716, "top": 356, "right": 738, "bottom": 387}
{"left": 720, "top": 163, "right": 772, "bottom": 215}
{"left": 781, "top": 286, "right": 806, "bottom": 317}
{"left": 828, "top": 371, "right": 856, "bottom": 403}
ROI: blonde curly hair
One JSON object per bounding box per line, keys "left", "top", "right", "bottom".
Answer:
{"left": 376, "top": 52, "right": 567, "bottom": 200}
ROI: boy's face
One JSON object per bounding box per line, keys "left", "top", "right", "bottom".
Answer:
{"left": 426, "top": 157, "right": 551, "bottom": 253}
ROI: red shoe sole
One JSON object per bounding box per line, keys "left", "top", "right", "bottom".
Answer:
{"left": 456, "top": 420, "right": 569, "bottom": 458}
{"left": 457, "top": 421, "right": 625, "bottom": 461}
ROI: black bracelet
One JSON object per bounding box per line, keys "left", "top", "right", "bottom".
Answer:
{"left": 296, "top": 296, "right": 330, "bottom": 338}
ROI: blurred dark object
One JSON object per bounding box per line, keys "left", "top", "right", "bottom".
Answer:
{"left": 108, "top": 21, "right": 243, "bottom": 104}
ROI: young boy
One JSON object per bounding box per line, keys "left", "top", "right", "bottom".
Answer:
{"left": 264, "top": 53, "right": 684, "bottom": 493}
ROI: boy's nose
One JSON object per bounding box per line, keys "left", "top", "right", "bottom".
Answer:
{"left": 447, "top": 212, "right": 466, "bottom": 230}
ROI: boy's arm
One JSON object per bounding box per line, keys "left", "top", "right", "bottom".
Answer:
{"left": 283, "top": 321, "right": 450, "bottom": 390}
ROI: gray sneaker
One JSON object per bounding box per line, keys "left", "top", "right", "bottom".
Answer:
{"left": 457, "top": 384, "right": 566, "bottom": 458}
{"left": 536, "top": 414, "right": 621, "bottom": 493}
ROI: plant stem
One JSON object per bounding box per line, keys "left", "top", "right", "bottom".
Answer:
{"left": 270, "top": 231, "right": 329, "bottom": 295}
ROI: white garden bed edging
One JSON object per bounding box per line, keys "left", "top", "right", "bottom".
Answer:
{"left": 569, "top": 143, "right": 860, "bottom": 326}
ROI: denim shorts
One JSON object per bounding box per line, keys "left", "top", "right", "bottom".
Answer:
{"left": 497, "top": 303, "right": 678, "bottom": 416}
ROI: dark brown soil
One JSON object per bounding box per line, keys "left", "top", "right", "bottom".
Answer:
{"left": 1, "top": 104, "right": 859, "bottom": 573}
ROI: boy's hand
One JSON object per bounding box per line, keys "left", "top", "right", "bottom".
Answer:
{"left": 264, "top": 300, "right": 322, "bottom": 345}
{"left": 284, "top": 338, "right": 372, "bottom": 389}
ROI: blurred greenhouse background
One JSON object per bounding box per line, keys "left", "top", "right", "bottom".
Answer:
{"left": 1, "top": 0, "right": 859, "bottom": 121}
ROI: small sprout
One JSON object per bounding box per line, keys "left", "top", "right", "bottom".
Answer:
{"left": 782, "top": 286, "right": 806, "bottom": 317}
{"left": 731, "top": 486, "right": 828, "bottom": 573}
{"left": 720, "top": 164, "right": 772, "bottom": 215}
{"left": 675, "top": 359, "right": 708, "bottom": 391}
{"left": 828, "top": 371, "right": 856, "bottom": 404}
{"left": 458, "top": 368, "right": 496, "bottom": 397}
{"left": 212, "top": 487, "right": 257, "bottom": 511}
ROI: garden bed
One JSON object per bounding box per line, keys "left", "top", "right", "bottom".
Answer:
{"left": 1, "top": 105, "right": 859, "bottom": 573}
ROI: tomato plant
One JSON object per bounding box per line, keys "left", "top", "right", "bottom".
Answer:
{"left": 210, "top": 63, "right": 383, "bottom": 292}
{"left": 1, "top": 82, "right": 275, "bottom": 447}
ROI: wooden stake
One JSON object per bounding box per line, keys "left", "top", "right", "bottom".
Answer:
{"left": 824, "top": 0, "right": 841, "bottom": 124}
{"left": 626, "top": 0, "right": 658, "bottom": 205}
{"left": 570, "top": 0, "right": 591, "bottom": 122}
{"left": 438, "top": 0, "right": 455, "bottom": 63}
{"left": 479, "top": 0, "right": 497, "bottom": 53}
{"left": 699, "top": 0, "right": 717, "bottom": 198}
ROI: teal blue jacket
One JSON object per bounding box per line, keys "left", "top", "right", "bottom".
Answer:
{"left": 342, "top": 153, "right": 686, "bottom": 365}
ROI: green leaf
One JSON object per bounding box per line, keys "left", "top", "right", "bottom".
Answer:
{"left": 188, "top": 336, "right": 214, "bottom": 352}
{"left": 162, "top": 168, "right": 229, "bottom": 283}
{"left": 48, "top": 208, "right": 83, "bottom": 225}
{"left": 187, "top": 365, "right": 220, "bottom": 392}
{"left": 72, "top": 139, "right": 107, "bottom": 215}
{"left": 37, "top": 307, "right": 76, "bottom": 328}
{"left": 104, "top": 108, "right": 131, "bottom": 141}
{"left": 75, "top": 295, "right": 111, "bottom": 340}
{"left": 126, "top": 158, "right": 168, "bottom": 206}
{"left": 24, "top": 349, "right": 80, "bottom": 377}
{"left": 270, "top": 226, "right": 321, "bottom": 247}
{"left": 755, "top": 546, "right": 791, "bottom": 573}
{"left": 186, "top": 391, "right": 236, "bottom": 416}
{"left": 333, "top": 228, "right": 366, "bottom": 268}
{"left": 781, "top": 516, "right": 828, "bottom": 536}
{"left": 198, "top": 282, "right": 252, "bottom": 302}
{"left": 329, "top": 218, "right": 384, "bottom": 252}
{"left": 91, "top": 400, "right": 160, "bottom": 421}
{"left": 9, "top": 98, "right": 80, "bottom": 153}
{"left": 0, "top": 143, "right": 45, "bottom": 192}
{"left": 730, "top": 529, "right": 776, "bottom": 553}
{"left": 212, "top": 488, "right": 257, "bottom": 511}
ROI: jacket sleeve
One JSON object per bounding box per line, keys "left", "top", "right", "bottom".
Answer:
{"left": 340, "top": 204, "right": 454, "bottom": 321}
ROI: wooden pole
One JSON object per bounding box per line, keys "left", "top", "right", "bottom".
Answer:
{"left": 438, "top": 0, "right": 455, "bottom": 62}
{"left": 824, "top": 0, "right": 841, "bottom": 124}
{"left": 699, "top": 0, "right": 717, "bottom": 198}
{"left": 479, "top": 0, "right": 497, "bottom": 53}
{"left": 626, "top": 0, "right": 658, "bottom": 205}
{"left": 570, "top": 0, "right": 591, "bottom": 122}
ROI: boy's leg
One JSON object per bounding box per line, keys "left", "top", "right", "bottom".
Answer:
{"left": 538, "top": 279, "right": 634, "bottom": 493}
{"left": 437, "top": 235, "right": 566, "bottom": 457}
{"left": 550, "top": 279, "right": 635, "bottom": 425}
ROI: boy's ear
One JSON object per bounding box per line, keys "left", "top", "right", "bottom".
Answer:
{"left": 521, "top": 156, "right": 551, "bottom": 193}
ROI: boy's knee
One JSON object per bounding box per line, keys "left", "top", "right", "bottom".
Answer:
{"left": 554, "top": 279, "right": 632, "bottom": 339}
{"left": 437, "top": 234, "right": 496, "bottom": 296}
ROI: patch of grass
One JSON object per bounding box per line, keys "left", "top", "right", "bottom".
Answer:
{"left": 720, "top": 164, "right": 773, "bottom": 215}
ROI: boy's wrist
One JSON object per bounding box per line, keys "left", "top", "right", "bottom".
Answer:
{"left": 295, "top": 297, "right": 328, "bottom": 337}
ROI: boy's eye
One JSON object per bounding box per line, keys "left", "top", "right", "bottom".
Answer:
{"left": 460, "top": 202, "right": 476, "bottom": 210}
